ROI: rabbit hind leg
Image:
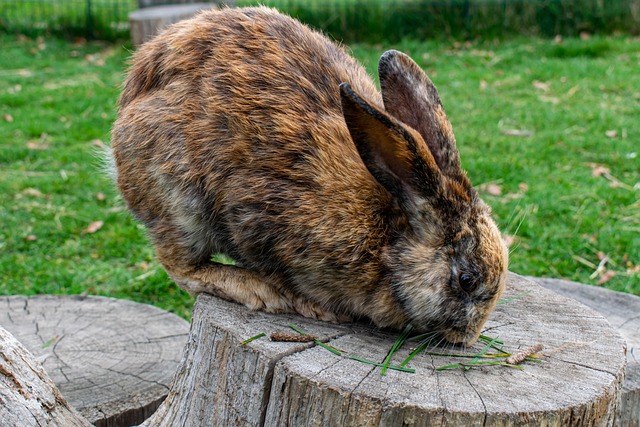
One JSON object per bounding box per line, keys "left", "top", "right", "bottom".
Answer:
{"left": 150, "top": 221, "right": 352, "bottom": 322}
{"left": 151, "top": 228, "right": 296, "bottom": 314}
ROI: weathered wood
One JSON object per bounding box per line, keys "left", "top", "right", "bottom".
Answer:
{"left": 142, "top": 273, "right": 626, "bottom": 426}
{"left": 532, "top": 277, "right": 640, "bottom": 426}
{"left": 0, "top": 295, "right": 189, "bottom": 427}
{"left": 0, "top": 326, "right": 92, "bottom": 427}
{"left": 129, "top": 3, "right": 227, "bottom": 46}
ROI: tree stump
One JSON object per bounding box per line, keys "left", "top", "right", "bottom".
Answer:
{"left": 0, "top": 295, "right": 189, "bottom": 427}
{"left": 129, "top": 2, "right": 227, "bottom": 46}
{"left": 0, "top": 327, "right": 91, "bottom": 427}
{"left": 141, "top": 273, "right": 626, "bottom": 426}
{"left": 533, "top": 277, "right": 640, "bottom": 426}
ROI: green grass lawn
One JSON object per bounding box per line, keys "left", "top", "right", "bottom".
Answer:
{"left": 1, "top": 34, "right": 638, "bottom": 320}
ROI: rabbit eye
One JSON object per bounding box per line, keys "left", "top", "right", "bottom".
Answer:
{"left": 458, "top": 273, "right": 477, "bottom": 293}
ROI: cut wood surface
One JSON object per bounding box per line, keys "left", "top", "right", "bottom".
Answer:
{"left": 0, "top": 295, "right": 189, "bottom": 427}
{"left": 0, "top": 326, "right": 91, "bottom": 427}
{"left": 142, "top": 273, "right": 626, "bottom": 426}
{"left": 533, "top": 277, "right": 640, "bottom": 426}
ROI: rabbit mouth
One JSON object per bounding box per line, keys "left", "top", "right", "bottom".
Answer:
{"left": 443, "top": 328, "right": 481, "bottom": 347}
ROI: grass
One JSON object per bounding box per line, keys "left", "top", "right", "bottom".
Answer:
{"left": 2, "top": 0, "right": 639, "bottom": 42}
{"left": 0, "top": 0, "right": 134, "bottom": 40}
{"left": 0, "top": 34, "right": 638, "bottom": 321}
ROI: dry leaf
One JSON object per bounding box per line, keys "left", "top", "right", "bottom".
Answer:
{"left": 532, "top": 80, "right": 549, "bottom": 91}
{"left": 84, "top": 221, "right": 104, "bottom": 234}
{"left": 518, "top": 183, "right": 529, "bottom": 193}
{"left": 96, "top": 192, "right": 105, "bottom": 201}
{"left": 484, "top": 183, "right": 502, "bottom": 196}
{"left": 3, "top": 114, "right": 13, "bottom": 122}
{"left": 26, "top": 141, "right": 49, "bottom": 150}
{"left": 605, "top": 130, "right": 617, "bottom": 138}
{"left": 539, "top": 96, "right": 560, "bottom": 104}
{"left": 590, "top": 165, "right": 610, "bottom": 177}
{"left": 501, "top": 129, "right": 534, "bottom": 137}
{"left": 479, "top": 80, "right": 488, "bottom": 90}
{"left": 23, "top": 188, "right": 44, "bottom": 197}
{"left": 597, "top": 270, "right": 616, "bottom": 285}
{"left": 26, "top": 133, "right": 50, "bottom": 150}
{"left": 25, "top": 235, "right": 37, "bottom": 241}
{"left": 585, "top": 234, "right": 598, "bottom": 244}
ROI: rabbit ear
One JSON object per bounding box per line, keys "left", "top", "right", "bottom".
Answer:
{"left": 340, "top": 83, "right": 441, "bottom": 203}
{"left": 378, "top": 50, "right": 462, "bottom": 177}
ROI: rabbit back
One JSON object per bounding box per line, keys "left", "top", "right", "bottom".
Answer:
{"left": 112, "top": 7, "right": 398, "bottom": 313}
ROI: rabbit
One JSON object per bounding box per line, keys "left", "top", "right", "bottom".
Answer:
{"left": 110, "top": 6, "right": 508, "bottom": 345}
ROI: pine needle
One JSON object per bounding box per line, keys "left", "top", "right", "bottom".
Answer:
{"left": 466, "top": 336, "right": 499, "bottom": 370}
{"left": 497, "top": 291, "right": 532, "bottom": 305}
{"left": 381, "top": 324, "right": 413, "bottom": 376}
{"left": 348, "top": 355, "right": 415, "bottom": 373}
{"left": 479, "top": 334, "right": 507, "bottom": 352}
{"left": 288, "top": 324, "right": 342, "bottom": 355}
{"left": 240, "top": 333, "right": 266, "bottom": 345}
{"left": 436, "top": 360, "right": 525, "bottom": 371}
{"left": 400, "top": 339, "right": 431, "bottom": 367}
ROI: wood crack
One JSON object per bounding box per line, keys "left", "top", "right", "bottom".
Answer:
{"left": 618, "top": 313, "right": 640, "bottom": 329}
{"left": 463, "top": 371, "right": 488, "bottom": 426}
{"left": 257, "top": 331, "right": 347, "bottom": 427}
{"left": 549, "top": 356, "right": 619, "bottom": 378}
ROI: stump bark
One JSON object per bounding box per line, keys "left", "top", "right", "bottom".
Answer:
{"left": 533, "top": 277, "right": 640, "bottom": 426}
{"left": 0, "top": 327, "right": 91, "bottom": 427}
{"left": 141, "top": 273, "right": 626, "bottom": 426}
{"left": 0, "top": 295, "right": 189, "bottom": 427}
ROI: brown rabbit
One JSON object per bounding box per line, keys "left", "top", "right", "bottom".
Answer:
{"left": 110, "top": 6, "right": 508, "bottom": 345}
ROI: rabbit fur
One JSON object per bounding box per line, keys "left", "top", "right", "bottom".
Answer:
{"left": 110, "top": 6, "right": 508, "bottom": 345}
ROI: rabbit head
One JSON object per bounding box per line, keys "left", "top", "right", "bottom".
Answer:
{"left": 340, "top": 50, "right": 508, "bottom": 345}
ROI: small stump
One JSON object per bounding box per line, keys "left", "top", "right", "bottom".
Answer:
{"left": 143, "top": 273, "right": 626, "bottom": 426}
{"left": 0, "top": 295, "right": 189, "bottom": 427}
{"left": 0, "top": 327, "right": 91, "bottom": 426}
{"left": 534, "top": 277, "right": 640, "bottom": 425}
{"left": 129, "top": 2, "right": 225, "bottom": 46}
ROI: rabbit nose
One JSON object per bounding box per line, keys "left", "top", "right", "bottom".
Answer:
{"left": 444, "top": 328, "right": 481, "bottom": 347}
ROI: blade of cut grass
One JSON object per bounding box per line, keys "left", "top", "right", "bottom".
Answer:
{"left": 400, "top": 339, "right": 430, "bottom": 367}
{"left": 479, "top": 334, "right": 507, "bottom": 352}
{"left": 240, "top": 333, "right": 265, "bottom": 345}
{"left": 288, "top": 324, "right": 342, "bottom": 356}
{"left": 436, "top": 360, "right": 525, "bottom": 371}
{"left": 497, "top": 291, "right": 532, "bottom": 305}
{"left": 425, "top": 351, "right": 510, "bottom": 359}
{"left": 381, "top": 324, "right": 413, "bottom": 376}
{"left": 479, "top": 334, "right": 504, "bottom": 345}
{"left": 348, "top": 355, "right": 415, "bottom": 373}
{"left": 465, "top": 335, "right": 499, "bottom": 370}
